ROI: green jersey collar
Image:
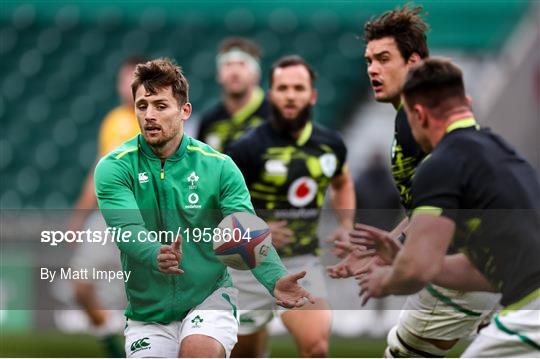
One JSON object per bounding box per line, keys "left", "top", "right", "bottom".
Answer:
{"left": 138, "top": 133, "right": 189, "bottom": 161}
{"left": 446, "top": 117, "right": 479, "bottom": 133}
{"left": 232, "top": 87, "right": 265, "bottom": 125}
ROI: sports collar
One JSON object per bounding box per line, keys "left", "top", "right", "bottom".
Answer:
{"left": 232, "top": 87, "right": 265, "bottom": 125}
{"left": 446, "top": 117, "right": 479, "bottom": 133}
{"left": 138, "top": 133, "right": 189, "bottom": 161}
{"left": 296, "top": 121, "right": 313, "bottom": 146}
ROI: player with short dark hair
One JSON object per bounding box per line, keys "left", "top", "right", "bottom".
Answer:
{"left": 328, "top": 5, "right": 499, "bottom": 357}
{"left": 358, "top": 58, "right": 540, "bottom": 358}
{"left": 228, "top": 55, "right": 355, "bottom": 357}
{"left": 95, "top": 57, "right": 313, "bottom": 358}
{"left": 197, "top": 37, "right": 268, "bottom": 153}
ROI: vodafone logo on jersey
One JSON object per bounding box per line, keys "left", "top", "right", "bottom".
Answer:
{"left": 287, "top": 177, "right": 318, "bottom": 207}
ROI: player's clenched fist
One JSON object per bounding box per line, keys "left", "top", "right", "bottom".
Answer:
{"left": 157, "top": 235, "right": 184, "bottom": 274}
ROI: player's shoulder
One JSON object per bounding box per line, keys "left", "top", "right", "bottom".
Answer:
{"left": 186, "top": 136, "right": 228, "bottom": 161}
{"left": 229, "top": 121, "right": 270, "bottom": 149}
{"left": 199, "top": 102, "right": 228, "bottom": 125}
{"left": 98, "top": 136, "right": 140, "bottom": 165}
{"left": 311, "top": 122, "right": 346, "bottom": 149}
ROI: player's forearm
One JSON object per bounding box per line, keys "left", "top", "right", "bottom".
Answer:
{"left": 433, "top": 254, "right": 496, "bottom": 292}
{"left": 251, "top": 245, "right": 288, "bottom": 295}
{"left": 381, "top": 257, "right": 431, "bottom": 295}
{"left": 389, "top": 217, "right": 409, "bottom": 241}
{"left": 330, "top": 176, "right": 356, "bottom": 229}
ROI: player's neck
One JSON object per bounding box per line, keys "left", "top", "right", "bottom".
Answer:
{"left": 391, "top": 96, "right": 402, "bottom": 110}
{"left": 149, "top": 134, "right": 183, "bottom": 160}
{"left": 224, "top": 87, "right": 255, "bottom": 114}
{"left": 431, "top": 109, "right": 475, "bottom": 149}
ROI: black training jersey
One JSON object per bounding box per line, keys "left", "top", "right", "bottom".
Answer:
{"left": 411, "top": 118, "right": 540, "bottom": 306}
{"left": 197, "top": 87, "right": 269, "bottom": 153}
{"left": 228, "top": 121, "right": 347, "bottom": 257}
{"left": 391, "top": 106, "right": 425, "bottom": 209}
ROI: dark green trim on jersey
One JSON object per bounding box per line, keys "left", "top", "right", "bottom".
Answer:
{"left": 426, "top": 284, "right": 483, "bottom": 317}
{"left": 494, "top": 315, "right": 540, "bottom": 350}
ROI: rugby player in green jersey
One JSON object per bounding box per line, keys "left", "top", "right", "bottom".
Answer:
{"left": 328, "top": 5, "right": 498, "bottom": 357}
{"left": 94, "top": 58, "right": 313, "bottom": 358}
{"left": 358, "top": 58, "right": 540, "bottom": 358}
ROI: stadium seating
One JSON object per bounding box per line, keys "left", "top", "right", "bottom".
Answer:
{"left": 0, "top": 1, "right": 529, "bottom": 208}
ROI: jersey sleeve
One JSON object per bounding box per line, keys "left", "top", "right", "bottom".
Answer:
{"left": 226, "top": 138, "right": 255, "bottom": 186}
{"left": 219, "top": 155, "right": 288, "bottom": 293}
{"left": 411, "top": 153, "right": 463, "bottom": 221}
{"left": 333, "top": 135, "right": 348, "bottom": 177}
{"left": 94, "top": 157, "right": 161, "bottom": 270}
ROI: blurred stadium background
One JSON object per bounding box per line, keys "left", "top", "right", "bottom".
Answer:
{"left": 1, "top": 0, "right": 538, "bottom": 357}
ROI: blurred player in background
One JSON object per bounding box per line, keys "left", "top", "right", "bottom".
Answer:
{"left": 67, "top": 55, "right": 147, "bottom": 357}
{"left": 95, "top": 58, "right": 313, "bottom": 358}
{"left": 328, "top": 5, "right": 498, "bottom": 357}
{"left": 358, "top": 58, "right": 540, "bottom": 358}
{"left": 197, "top": 37, "right": 268, "bottom": 152}
{"left": 228, "top": 55, "right": 355, "bottom": 357}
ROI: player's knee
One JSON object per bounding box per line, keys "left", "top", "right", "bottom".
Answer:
{"left": 298, "top": 336, "right": 329, "bottom": 358}
{"left": 179, "top": 334, "right": 225, "bottom": 358}
{"left": 386, "top": 325, "right": 448, "bottom": 358}
{"left": 73, "top": 281, "right": 93, "bottom": 304}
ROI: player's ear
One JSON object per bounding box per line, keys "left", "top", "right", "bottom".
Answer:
{"left": 310, "top": 88, "right": 318, "bottom": 105}
{"left": 181, "top": 102, "right": 192, "bottom": 121}
{"left": 414, "top": 104, "right": 428, "bottom": 128}
{"left": 465, "top": 95, "right": 472, "bottom": 107}
{"left": 408, "top": 53, "right": 421, "bottom": 65}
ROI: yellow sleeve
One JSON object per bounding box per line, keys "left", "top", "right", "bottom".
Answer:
{"left": 98, "top": 107, "right": 140, "bottom": 157}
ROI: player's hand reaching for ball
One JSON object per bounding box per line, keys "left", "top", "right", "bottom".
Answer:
{"left": 350, "top": 223, "right": 402, "bottom": 265}
{"left": 355, "top": 261, "right": 392, "bottom": 305}
{"left": 273, "top": 271, "right": 315, "bottom": 308}
{"left": 327, "top": 226, "right": 353, "bottom": 259}
{"left": 157, "top": 235, "right": 184, "bottom": 274}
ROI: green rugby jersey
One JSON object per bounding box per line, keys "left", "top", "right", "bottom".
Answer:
{"left": 197, "top": 87, "right": 268, "bottom": 152}
{"left": 95, "top": 134, "right": 287, "bottom": 323}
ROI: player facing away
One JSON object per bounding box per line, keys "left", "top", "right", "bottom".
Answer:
{"left": 327, "top": 5, "right": 499, "bottom": 357}
{"left": 94, "top": 58, "right": 313, "bottom": 358}
{"left": 357, "top": 58, "right": 540, "bottom": 358}
{"left": 227, "top": 55, "right": 356, "bottom": 357}
{"left": 197, "top": 37, "right": 268, "bottom": 153}
{"left": 67, "top": 55, "right": 146, "bottom": 357}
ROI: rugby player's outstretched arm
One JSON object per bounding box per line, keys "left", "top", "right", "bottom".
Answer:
{"left": 380, "top": 213, "right": 454, "bottom": 295}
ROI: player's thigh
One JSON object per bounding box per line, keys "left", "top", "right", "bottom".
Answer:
{"left": 463, "top": 299, "right": 540, "bottom": 358}
{"left": 179, "top": 287, "right": 239, "bottom": 358}
{"left": 124, "top": 319, "right": 179, "bottom": 358}
{"left": 399, "top": 285, "right": 500, "bottom": 341}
